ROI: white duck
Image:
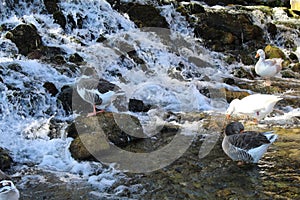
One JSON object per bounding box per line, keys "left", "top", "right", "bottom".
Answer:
{"left": 226, "top": 94, "right": 282, "bottom": 122}
{"left": 0, "top": 180, "right": 20, "bottom": 200}
{"left": 222, "top": 122, "right": 278, "bottom": 164}
{"left": 255, "top": 49, "right": 283, "bottom": 86}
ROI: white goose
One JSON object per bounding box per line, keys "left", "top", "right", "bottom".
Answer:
{"left": 226, "top": 94, "right": 282, "bottom": 122}
{"left": 222, "top": 122, "right": 278, "bottom": 164}
{"left": 255, "top": 49, "right": 283, "bottom": 86}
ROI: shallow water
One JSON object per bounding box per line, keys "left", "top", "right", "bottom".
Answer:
{"left": 15, "top": 125, "right": 300, "bottom": 200}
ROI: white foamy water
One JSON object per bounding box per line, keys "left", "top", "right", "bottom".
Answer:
{"left": 0, "top": 0, "right": 300, "bottom": 198}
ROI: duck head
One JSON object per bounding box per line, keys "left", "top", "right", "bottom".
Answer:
{"left": 255, "top": 49, "right": 265, "bottom": 59}
{"left": 225, "top": 122, "right": 244, "bottom": 136}
{"left": 225, "top": 99, "right": 240, "bottom": 119}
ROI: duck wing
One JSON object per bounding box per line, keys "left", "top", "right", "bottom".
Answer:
{"left": 228, "top": 131, "right": 271, "bottom": 150}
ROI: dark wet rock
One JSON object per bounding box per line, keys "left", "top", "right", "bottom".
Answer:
{"left": 5, "top": 24, "right": 44, "bottom": 56}
{"left": 53, "top": 11, "right": 67, "bottom": 29}
{"left": 66, "top": 122, "right": 78, "bottom": 139}
{"left": 60, "top": 84, "right": 90, "bottom": 115}
{"left": 199, "top": 0, "right": 289, "bottom": 7}
{"left": 291, "top": 63, "right": 300, "bottom": 73}
{"left": 44, "top": 0, "right": 60, "bottom": 14}
{"left": 194, "top": 10, "right": 264, "bottom": 58}
{"left": 27, "top": 49, "right": 44, "bottom": 59}
{"left": 69, "top": 112, "right": 144, "bottom": 161}
{"left": 0, "top": 147, "right": 13, "bottom": 170}
{"left": 96, "top": 34, "right": 107, "bottom": 43}
{"left": 232, "top": 67, "right": 255, "bottom": 79}
{"left": 57, "top": 85, "right": 74, "bottom": 114}
{"left": 43, "top": 46, "right": 67, "bottom": 60}
{"left": 266, "top": 23, "right": 277, "bottom": 39}
{"left": 119, "top": 3, "right": 169, "bottom": 28}
{"left": 51, "top": 54, "right": 67, "bottom": 65}
{"left": 289, "top": 52, "right": 299, "bottom": 63}
{"left": 43, "top": 82, "right": 59, "bottom": 96}
{"left": 66, "top": 13, "right": 85, "bottom": 30}
{"left": 7, "top": 63, "right": 22, "bottom": 72}
{"left": 69, "top": 53, "right": 84, "bottom": 64}
{"left": 281, "top": 69, "right": 300, "bottom": 79}
{"left": 223, "top": 77, "right": 235, "bottom": 85}
{"left": 128, "top": 98, "right": 152, "bottom": 112}
{"left": 177, "top": 2, "right": 205, "bottom": 17}
{"left": 127, "top": 50, "right": 145, "bottom": 65}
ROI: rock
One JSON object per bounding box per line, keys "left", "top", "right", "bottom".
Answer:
{"left": 69, "top": 53, "right": 84, "bottom": 64}
{"left": 44, "top": 0, "right": 60, "bottom": 14}
{"left": 66, "top": 123, "right": 78, "bottom": 139}
{"left": 264, "top": 45, "right": 285, "bottom": 59}
{"left": 51, "top": 55, "right": 67, "bottom": 65}
{"left": 232, "top": 67, "right": 255, "bottom": 79}
{"left": 43, "top": 82, "right": 59, "bottom": 96}
{"left": 58, "top": 85, "right": 92, "bottom": 115}
{"left": 225, "top": 89, "right": 250, "bottom": 102}
{"left": 198, "top": 0, "right": 289, "bottom": 7}
{"left": 127, "top": 50, "right": 145, "bottom": 65}
{"left": 194, "top": 11, "right": 264, "bottom": 55}
{"left": 266, "top": 23, "right": 277, "bottom": 39}
{"left": 96, "top": 35, "right": 107, "bottom": 43}
{"left": 289, "top": 52, "right": 299, "bottom": 63}
{"left": 177, "top": 2, "right": 205, "bottom": 16}
{"left": 57, "top": 85, "right": 74, "bottom": 114}
{"left": 281, "top": 69, "right": 299, "bottom": 79}
{"left": 7, "top": 63, "right": 22, "bottom": 72}
{"left": 69, "top": 135, "right": 98, "bottom": 161}
{"left": 5, "top": 24, "right": 44, "bottom": 56}
{"left": 291, "top": 63, "right": 300, "bottom": 73}
{"left": 128, "top": 99, "right": 152, "bottom": 112}
{"left": 69, "top": 112, "right": 144, "bottom": 161}
{"left": 0, "top": 148, "right": 13, "bottom": 170}
{"left": 53, "top": 11, "right": 67, "bottom": 29}
{"left": 119, "top": 3, "right": 169, "bottom": 28}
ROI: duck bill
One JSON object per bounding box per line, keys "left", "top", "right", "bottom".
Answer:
{"left": 255, "top": 53, "right": 259, "bottom": 58}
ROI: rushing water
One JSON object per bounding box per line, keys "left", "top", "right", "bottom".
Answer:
{"left": 0, "top": 0, "right": 300, "bottom": 199}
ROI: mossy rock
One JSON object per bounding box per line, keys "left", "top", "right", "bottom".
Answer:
{"left": 264, "top": 45, "right": 285, "bottom": 59}
{"left": 225, "top": 88, "right": 250, "bottom": 102}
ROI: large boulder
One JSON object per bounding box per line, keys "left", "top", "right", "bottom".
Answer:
{"left": 69, "top": 112, "right": 144, "bottom": 161}
{"left": 119, "top": 3, "right": 169, "bottom": 28}
{"left": 194, "top": 11, "right": 264, "bottom": 53}
{"left": 5, "top": 24, "right": 44, "bottom": 56}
